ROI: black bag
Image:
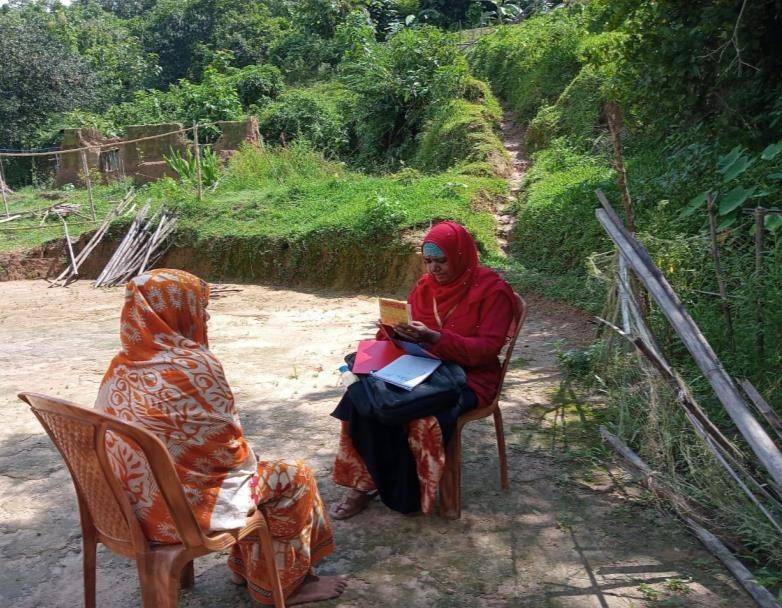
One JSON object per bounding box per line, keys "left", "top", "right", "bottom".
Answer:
{"left": 345, "top": 352, "right": 468, "bottom": 425}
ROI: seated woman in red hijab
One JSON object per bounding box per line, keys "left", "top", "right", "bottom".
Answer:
{"left": 330, "top": 221, "right": 516, "bottom": 519}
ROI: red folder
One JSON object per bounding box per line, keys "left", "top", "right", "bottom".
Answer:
{"left": 353, "top": 340, "right": 405, "bottom": 374}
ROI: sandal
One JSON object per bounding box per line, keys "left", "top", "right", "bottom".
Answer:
{"left": 330, "top": 490, "right": 377, "bottom": 520}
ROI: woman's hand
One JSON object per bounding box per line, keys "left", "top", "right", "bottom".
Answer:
{"left": 394, "top": 321, "right": 441, "bottom": 344}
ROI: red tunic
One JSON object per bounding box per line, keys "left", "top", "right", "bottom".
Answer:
{"left": 409, "top": 283, "right": 514, "bottom": 406}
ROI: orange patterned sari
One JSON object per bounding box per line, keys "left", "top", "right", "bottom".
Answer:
{"left": 333, "top": 418, "right": 445, "bottom": 514}
{"left": 95, "top": 269, "right": 334, "bottom": 604}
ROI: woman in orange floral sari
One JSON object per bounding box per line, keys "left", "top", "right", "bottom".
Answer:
{"left": 95, "top": 268, "right": 345, "bottom": 605}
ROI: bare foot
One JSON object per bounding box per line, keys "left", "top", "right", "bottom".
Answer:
{"left": 286, "top": 574, "right": 348, "bottom": 605}
{"left": 229, "top": 571, "right": 246, "bottom": 586}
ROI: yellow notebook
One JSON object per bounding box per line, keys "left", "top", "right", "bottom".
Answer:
{"left": 379, "top": 298, "right": 411, "bottom": 326}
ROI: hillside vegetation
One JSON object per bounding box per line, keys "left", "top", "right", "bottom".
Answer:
{"left": 469, "top": 1, "right": 782, "bottom": 577}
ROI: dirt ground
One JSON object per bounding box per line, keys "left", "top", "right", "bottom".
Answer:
{"left": 0, "top": 280, "right": 754, "bottom": 607}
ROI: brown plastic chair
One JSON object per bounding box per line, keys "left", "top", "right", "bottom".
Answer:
{"left": 438, "top": 292, "right": 528, "bottom": 519}
{"left": 18, "top": 392, "right": 285, "bottom": 608}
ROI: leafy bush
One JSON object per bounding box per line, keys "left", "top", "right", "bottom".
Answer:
{"left": 341, "top": 25, "right": 470, "bottom": 167}
{"left": 267, "top": 29, "right": 338, "bottom": 83}
{"left": 512, "top": 142, "right": 612, "bottom": 275}
{"left": 106, "top": 66, "right": 243, "bottom": 132}
{"left": 469, "top": 12, "right": 585, "bottom": 122}
{"left": 526, "top": 65, "right": 603, "bottom": 152}
{"left": 233, "top": 64, "right": 284, "bottom": 109}
{"left": 164, "top": 147, "right": 221, "bottom": 187}
{"left": 258, "top": 88, "right": 350, "bottom": 156}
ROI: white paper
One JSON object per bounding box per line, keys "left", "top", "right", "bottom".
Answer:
{"left": 372, "top": 355, "right": 441, "bottom": 391}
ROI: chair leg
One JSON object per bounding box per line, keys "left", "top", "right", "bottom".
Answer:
{"left": 493, "top": 409, "right": 509, "bottom": 490}
{"left": 258, "top": 510, "right": 286, "bottom": 608}
{"left": 136, "top": 550, "right": 190, "bottom": 608}
{"left": 180, "top": 561, "right": 195, "bottom": 589}
{"left": 82, "top": 527, "right": 97, "bottom": 608}
{"left": 439, "top": 429, "right": 462, "bottom": 519}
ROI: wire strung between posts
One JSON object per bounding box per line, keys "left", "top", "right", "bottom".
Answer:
{"left": 0, "top": 126, "right": 195, "bottom": 158}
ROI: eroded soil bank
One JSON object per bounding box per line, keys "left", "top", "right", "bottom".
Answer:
{"left": 0, "top": 281, "right": 753, "bottom": 607}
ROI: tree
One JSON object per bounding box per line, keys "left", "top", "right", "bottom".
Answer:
{"left": 0, "top": 12, "right": 97, "bottom": 146}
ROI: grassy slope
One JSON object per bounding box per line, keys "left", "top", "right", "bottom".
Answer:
{"left": 0, "top": 144, "right": 506, "bottom": 266}
{"left": 166, "top": 144, "right": 505, "bottom": 254}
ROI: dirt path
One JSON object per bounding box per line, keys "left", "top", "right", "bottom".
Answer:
{"left": 0, "top": 281, "right": 753, "bottom": 607}
{"left": 495, "top": 108, "right": 529, "bottom": 254}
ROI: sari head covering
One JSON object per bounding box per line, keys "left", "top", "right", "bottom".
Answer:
{"left": 412, "top": 221, "right": 508, "bottom": 327}
{"left": 96, "top": 269, "right": 258, "bottom": 543}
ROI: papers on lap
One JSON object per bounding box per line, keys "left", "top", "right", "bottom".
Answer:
{"left": 379, "top": 298, "right": 411, "bottom": 326}
{"left": 353, "top": 340, "right": 405, "bottom": 374}
{"left": 371, "top": 355, "right": 441, "bottom": 391}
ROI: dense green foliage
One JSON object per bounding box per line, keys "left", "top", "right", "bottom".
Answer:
{"left": 470, "top": 1, "right": 782, "bottom": 575}
{"left": 1, "top": 1, "right": 507, "bottom": 179}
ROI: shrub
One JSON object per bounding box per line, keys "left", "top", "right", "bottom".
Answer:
{"left": 233, "top": 64, "right": 284, "bottom": 108}
{"left": 469, "top": 12, "right": 585, "bottom": 122}
{"left": 268, "top": 29, "right": 337, "bottom": 83}
{"left": 106, "top": 67, "right": 243, "bottom": 134}
{"left": 258, "top": 88, "right": 350, "bottom": 156}
{"left": 341, "top": 25, "right": 470, "bottom": 167}
{"left": 512, "top": 142, "right": 612, "bottom": 275}
{"left": 526, "top": 65, "right": 603, "bottom": 152}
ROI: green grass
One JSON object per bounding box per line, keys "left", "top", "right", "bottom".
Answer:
{"left": 0, "top": 180, "right": 136, "bottom": 253}
{"left": 1, "top": 144, "right": 506, "bottom": 264}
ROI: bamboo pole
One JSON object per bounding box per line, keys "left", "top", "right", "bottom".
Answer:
{"left": 707, "top": 194, "right": 736, "bottom": 354}
{"left": 193, "top": 122, "right": 203, "bottom": 202}
{"left": 600, "top": 429, "right": 782, "bottom": 608}
{"left": 81, "top": 150, "right": 96, "bottom": 221}
{"left": 741, "top": 380, "right": 782, "bottom": 445}
{"left": 604, "top": 102, "right": 635, "bottom": 233}
{"left": 0, "top": 157, "right": 9, "bottom": 218}
{"left": 60, "top": 218, "right": 78, "bottom": 278}
{"left": 595, "top": 201, "right": 782, "bottom": 491}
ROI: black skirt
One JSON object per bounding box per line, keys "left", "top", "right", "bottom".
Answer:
{"left": 331, "top": 381, "right": 477, "bottom": 514}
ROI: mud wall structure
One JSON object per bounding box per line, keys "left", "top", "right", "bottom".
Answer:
{"left": 213, "top": 117, "right": 262, "bottom": 162}
{"left": 54, "top": 129, "right": 123, "bottom": 187}
{"left": 53, "top": 118, "right": 262, "bottom": 188}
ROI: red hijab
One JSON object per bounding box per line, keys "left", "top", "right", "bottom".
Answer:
{"left": 410, "top": 221, "right": 510, "bottom": 327}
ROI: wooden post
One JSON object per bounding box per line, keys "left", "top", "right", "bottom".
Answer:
{"left": 707, "top": 194, "right": 736, "bottom": 354}
{"left": 193, "top": 122, "right": 203, "bottom": 202}
{"left": 0, "top": 157, "right": 9, "bottom": 218}
{"left": 61, "top": 217, "right": 78, "bottom": 279}
{"left": 754, "top": 206, "right": 766, "bottom": 360}
{"left": 605, "top": 101, "right": 635, "bottom": 233}
{"left": 81, "top": 150, "right": 96, "bottom": 221}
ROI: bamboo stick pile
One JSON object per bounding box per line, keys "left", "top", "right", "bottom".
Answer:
{"left": 93, "top": 204, "right": 178, "bottom": 288}
{"left": 49, "top": 191, "right": 136, "bottom": 287}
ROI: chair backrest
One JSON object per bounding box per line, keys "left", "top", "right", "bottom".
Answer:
{"left": 18, "top": 392, "right": 207, "bottom": 553}
{"left": 497, "top": 292, "right": 528, "bottom": 389}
